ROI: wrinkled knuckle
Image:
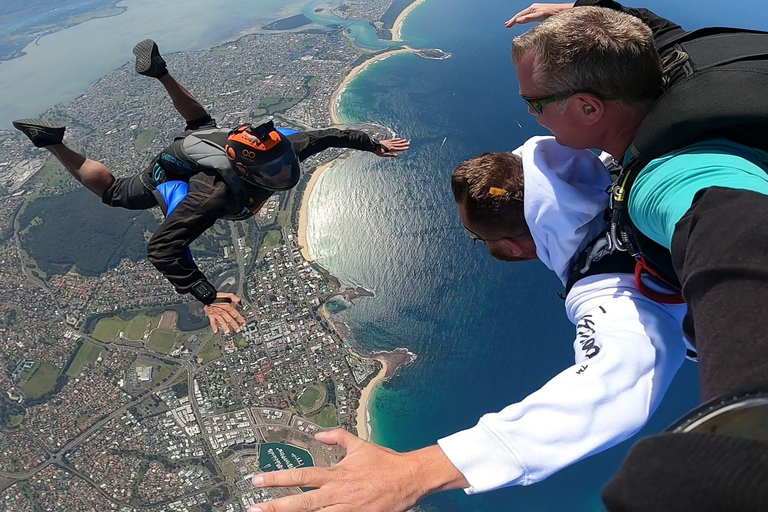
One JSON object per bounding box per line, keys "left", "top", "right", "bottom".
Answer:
{"left": 287, "top": 469, "right": 307, "bottom": 486}
{"left": 294, "top": 493, "right": 314, "bottom": 511}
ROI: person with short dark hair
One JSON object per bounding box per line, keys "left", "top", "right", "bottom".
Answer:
{"left": 14, "top": 40, "right": 410, "bottom": 333}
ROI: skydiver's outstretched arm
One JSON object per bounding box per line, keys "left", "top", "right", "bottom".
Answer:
{"left": 133, "top": 39, "right": 208, "bottom": 122}
{"left": 506, "top": 1, "right": 687, "bottom": 47}
{"left": 287, "top": 128, "right": 410, "bottom": 161}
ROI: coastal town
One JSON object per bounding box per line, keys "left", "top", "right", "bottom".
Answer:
{"left": 0, "top": 1, "right": 426, "bottom": 510}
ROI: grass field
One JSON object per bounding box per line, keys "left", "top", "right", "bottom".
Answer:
{"left": 258, "top": 97, "right": 302, "bottom": 114}
{"left": 125, "top": 315, "right": 160, "bottom": 341}
{"left": 258, "top": 230, "right": 282, "bottom": 261}
{"left": 297, "top": 386, "right": 322, "bottom": 410}
{"left": 75, "top": 414, "right": 90, "bottom": 428}
{"left": 198, "top": 336, "right": 223, "bottom": 363}
{"left": 91, "top": 317, "right": 125, "bottom": 342}
{"left": 146, "top": 330, "right": 177, "bottom": 354}
{"left": 20, "top": 362, "right": 60, "bottom": 399}
{"left": 91, "top": 314, "right": 160, "bottom": 342}
{"left": 66, "top": 341, "right": 102, "bottom": 377}
{"left": 312, "top": 405, "right": 337, "bottom": 428}
{"left": 151, "top": 362, "right": 178, "bottom": 387}
{"left": 29, "top": 156, "right": 71, "bottom": 188}
{"left": 134, "top": 128, "right": 159, "bottom": 151}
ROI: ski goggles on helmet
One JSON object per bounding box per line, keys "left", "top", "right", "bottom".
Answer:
{"left": 225, "top": 121, "right": 300, "bottom": 191}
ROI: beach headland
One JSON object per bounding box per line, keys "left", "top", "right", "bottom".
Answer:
{"left": 355, "top": 348, "right": 415, "bottom": 441}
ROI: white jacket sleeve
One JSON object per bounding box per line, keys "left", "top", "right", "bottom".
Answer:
{"left": 437, "top": 274, "right": 687, "bottom": 494}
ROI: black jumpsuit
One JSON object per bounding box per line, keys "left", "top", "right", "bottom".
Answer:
{"left": 102, "top": 115, "right": 379, "bottom": 296}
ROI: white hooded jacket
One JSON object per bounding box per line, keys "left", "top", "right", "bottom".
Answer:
{"left": 438, "top": 136, "right": 689, "bottom": 493}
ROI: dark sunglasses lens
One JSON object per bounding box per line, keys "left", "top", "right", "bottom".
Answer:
{"left": 527, "top": 99, "right": 543, "bottom": 115}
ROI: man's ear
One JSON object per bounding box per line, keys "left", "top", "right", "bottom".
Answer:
{"left": 501, "top": 237, "right": 526, "bottom": 257}
{"left": 573, "top": 94, "right": 603, "bottom": 125}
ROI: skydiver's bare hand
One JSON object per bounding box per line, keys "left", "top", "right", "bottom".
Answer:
{"left": 248, "top": 430, "right": 468, "bottom": 512}
{"left": 505, "top": 2, "right": 575, "bottom": 27}
{"left": 203, "top": 293, "right": 246, "bottom": 334}
{"left": 375, "top": 138, "right": 410, "bottom": 157}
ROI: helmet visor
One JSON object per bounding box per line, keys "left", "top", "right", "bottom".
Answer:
{"left": 238, "top": 147, "right": 300, "bottom": 191}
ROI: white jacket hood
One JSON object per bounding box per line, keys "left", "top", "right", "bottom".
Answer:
{"left": 514, "top": 136, "right": 614, "bottom": 285}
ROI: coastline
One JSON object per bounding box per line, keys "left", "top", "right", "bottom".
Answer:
{"left": 329, "top": 47, "right": 416, "bottom": 125}
{"left": 297, "top": 160, "right": 337, "bottom": 262}
{"left": 304, "top": 1, "right": 427, "bottom": 443}
{"left": 392, "top": 0, "right": 430, "bottom": 42}
{"left": 356, "top": 355, "right": 389, "bottom": 441}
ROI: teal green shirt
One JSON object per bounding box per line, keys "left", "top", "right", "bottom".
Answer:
{"left": 628, "top": 138, "right": 768, "bottom": 249}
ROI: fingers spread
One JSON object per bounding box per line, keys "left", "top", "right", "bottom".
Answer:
{"left": 318, "top": 429, "right": 363, "bottom": 452}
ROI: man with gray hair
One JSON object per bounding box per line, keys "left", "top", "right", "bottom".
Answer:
{"left": 509, "top": 2, "right": 768, "bottom": 510}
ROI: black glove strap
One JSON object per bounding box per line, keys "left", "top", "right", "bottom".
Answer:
{"left": 190, "top": 279, "right": 217, "bottom": 305}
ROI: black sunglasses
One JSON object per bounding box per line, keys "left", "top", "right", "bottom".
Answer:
{"left": 521, "top": 91, "right": 578, "bottom": 115}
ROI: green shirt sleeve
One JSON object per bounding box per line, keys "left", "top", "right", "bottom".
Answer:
{"left": 628, "top": 139, "right": 768, "bottom": 249}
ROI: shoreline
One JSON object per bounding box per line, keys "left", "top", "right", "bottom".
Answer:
{"left": 304, "top": 1, "right": 427, "bottom": 442}
{"left": 297, "top": 160, "right": 337, "bottom": 262}
{"left": 329, "top": 47, "right": 416, "bottom": 125}
{"left": 392, "top": 0, "right": 430, "bottom": 42}
{"left": 355, "top": 348, "right": 416, "bottom": 441}
{"left": 355, "top": 354, "right": 389, "bottom": 441}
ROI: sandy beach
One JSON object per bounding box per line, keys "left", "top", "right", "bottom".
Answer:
{"left": 355, "top": 355, "right": 389, "bottom": 441}
{"left": 392, "top": 0, "right": 430, "bottom": 42}
{"left": 329, "top": 46, "right": 415, "bottom": 125}
{"left": 297, "top": 160, "right": 336, "bottom": 262}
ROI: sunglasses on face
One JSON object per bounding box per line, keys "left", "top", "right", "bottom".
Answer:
{"left": 521, "top": 91, "right": 576, "bottom": 115}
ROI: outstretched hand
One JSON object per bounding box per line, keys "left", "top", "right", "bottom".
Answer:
{"left": 375, "top": 138, "right": 410, "bottom": 157}
{"left": 248, "top": 430, "right": 468, "bottom": 512}
{"left": 505, "top": 2, "right": 575, "bottom": 27}
{"left": 203, "top": 292, "right": 246, "bottom": 334}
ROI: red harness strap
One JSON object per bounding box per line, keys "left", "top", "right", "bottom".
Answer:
{"left": 634, "top": 256, "right": 685, "bottom": 304}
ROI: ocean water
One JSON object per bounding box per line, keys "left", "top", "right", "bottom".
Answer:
{"left": 305, "top": 0, "right": 768, "bottom": 510}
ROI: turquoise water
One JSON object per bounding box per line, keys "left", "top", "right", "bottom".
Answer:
{"left": 303, "top": 0, "right": 400, "bottom": 49}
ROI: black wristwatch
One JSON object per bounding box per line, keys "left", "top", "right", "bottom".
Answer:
{"left": 190, "top": 279, "right": 217, "bottom": 305}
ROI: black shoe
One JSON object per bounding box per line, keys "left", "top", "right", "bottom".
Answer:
{"left": 132, "top": 39, "right": 167, "bottom": 78}
{"left": 13, "top": 119, "right": 66, "bottom": 148}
